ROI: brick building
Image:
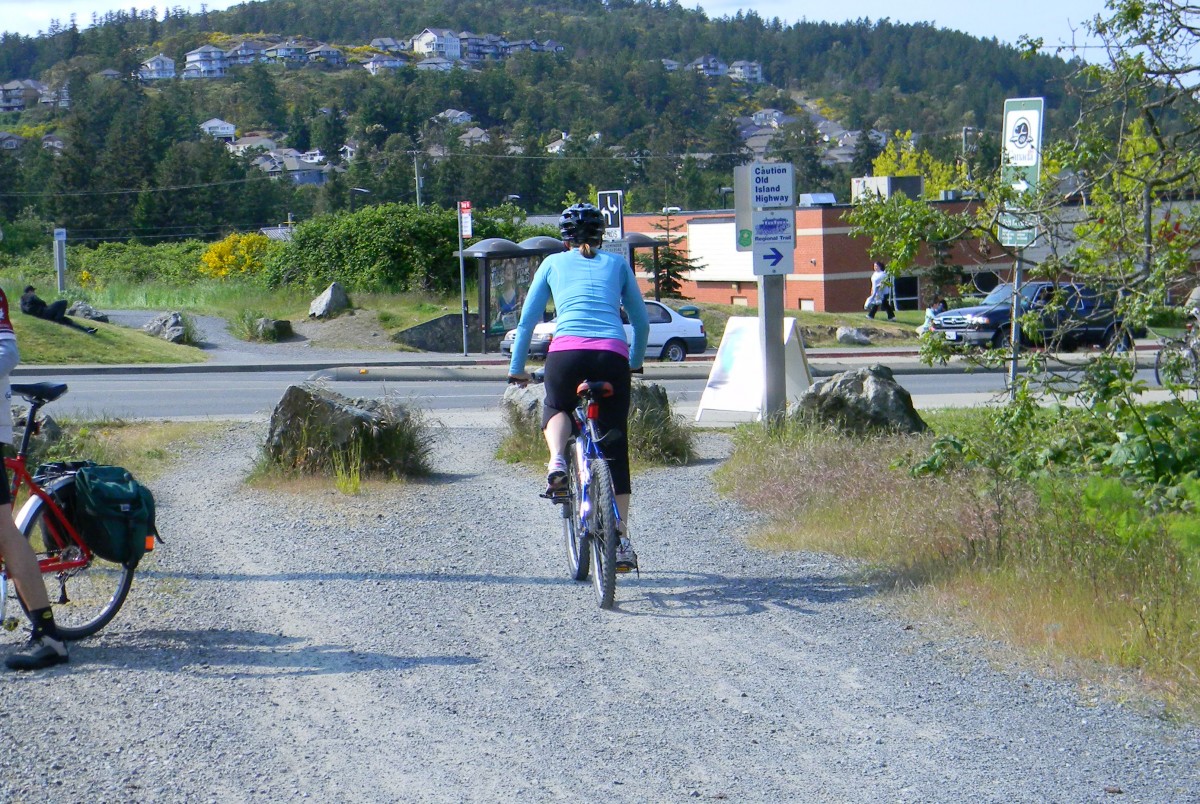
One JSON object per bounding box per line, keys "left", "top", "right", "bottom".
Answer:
{"left": 622, "top": 201, "right": 1011, "bottom": 313}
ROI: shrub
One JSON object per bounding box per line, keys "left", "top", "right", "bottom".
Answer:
{"left": 199, "top": 233, "right": 278, "bottom": 281}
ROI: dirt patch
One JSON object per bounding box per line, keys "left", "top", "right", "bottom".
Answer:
{"left": 289, "top": 310, "right": 401, "bottom": 351}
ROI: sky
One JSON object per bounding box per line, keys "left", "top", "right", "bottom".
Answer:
{"left": 0, "top": 0, "right": 1109, "bottom": 57}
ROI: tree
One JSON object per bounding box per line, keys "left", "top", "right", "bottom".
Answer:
{"left": 870, "top": 131, "right": 962, "bottom": 197}
{"left": 638, "top": 209, "right": 700, "bottom": 300}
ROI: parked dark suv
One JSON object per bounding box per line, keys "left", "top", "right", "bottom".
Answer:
{"left": 930, "top": 281, "right": 1137, "bottom": 350}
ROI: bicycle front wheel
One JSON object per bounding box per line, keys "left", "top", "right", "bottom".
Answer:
{"left": 20, "top": 483, "right": 134, "bottom": 640}
{"left": 1155, "top": 341, "right": 1199, "bottom": 390}
{"left": 587, "top": 458, "right": 619, "bottom": 610}
{"left": 562, "top": 440, "right": 589, "bottom": 582}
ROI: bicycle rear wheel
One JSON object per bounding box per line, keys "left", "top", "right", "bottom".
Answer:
{"left": 19, "top": 481, "right": 134, "bottom": 640}
{"left": 562, "top": 440, "right": 589, "bottom": 581}
{"left": 587, "top": 458, "right": 619, "bottom": 610}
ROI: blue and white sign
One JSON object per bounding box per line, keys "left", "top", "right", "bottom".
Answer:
{"left": 750, "top": 163, "right": 794, "bottom": 208}
{"left": 751, "top": 209, "right": 794, "bottom": 276}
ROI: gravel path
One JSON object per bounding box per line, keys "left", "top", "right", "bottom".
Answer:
{"left": 1, "top": 421, "right": 1196, "bottom": 802}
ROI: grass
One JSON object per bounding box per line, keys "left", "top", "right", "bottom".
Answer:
{"left": 497, "top": 382, "right": 696, "bottom": 468}
{"left": 10, "top": 312, "right": 207, "bottom": 365}
{"left": 25, "top": 418, "right": 226, "bottom": 482}
{"left": 715, "top": 410, "right": 1200, "bottom": 717}
{"left": 677, "top": 300, "right": 923, "bottom": 347}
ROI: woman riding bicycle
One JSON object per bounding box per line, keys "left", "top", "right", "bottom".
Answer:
{"left": 507, "top": 202, "right": 649, "bottom": 570}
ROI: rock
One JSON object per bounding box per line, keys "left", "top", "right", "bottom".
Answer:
{"left": 790, "top": 364, "right": 927, "bottom": 434}
{"left": 500, "top": 378, "right": 676, "bottom": 434}
{"left": 309, "top": 282, "right": 350, "bottom": 319}
{"left": 143, "top": 311, "right": 189, "bottom": 344}
{"left": 12, "top": 408, "right": 61, "bottom": 446}
{"left": 836, "top": 326, "right": 872, "bottom": 346}
{"left": 65, "top": 302, "right": 109, "bottom": 323}
{"left": 253, "top": 318, "right": 293, "bottom": 341}
{"left": 265, "top": 383, "right": 430, "bottom": 477}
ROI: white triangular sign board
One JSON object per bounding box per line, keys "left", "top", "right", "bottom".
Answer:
{"left": 696, "top": 316, "right": 812, "bottom": 420}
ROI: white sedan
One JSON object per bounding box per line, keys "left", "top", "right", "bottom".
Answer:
{"left": 500, "top": 300, "right": 708, "bottom": 362}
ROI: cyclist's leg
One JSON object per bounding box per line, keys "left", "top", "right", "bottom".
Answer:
{"left": 589, "top": 351, "right": 638, "bottom": 569}
{"left": 541, "top": 350, "right": 588, "bottom": 485}
{"left": 0, "top": 467, "right": 67, "bottom": 669}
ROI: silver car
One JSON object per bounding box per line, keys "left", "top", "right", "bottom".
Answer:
{"left": 500, "top": 300, "right": 707, "bottom": 362}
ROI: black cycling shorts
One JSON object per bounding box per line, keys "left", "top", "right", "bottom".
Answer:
{"left": 542, "top": 349, "right": 633, "bottom": 496}
{"left": 0, "top": 458, "right": 11, "bottom": 507}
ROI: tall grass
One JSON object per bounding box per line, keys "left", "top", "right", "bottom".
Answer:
{"left": 716, "top": 413, "right": 1200, "bottom": 714}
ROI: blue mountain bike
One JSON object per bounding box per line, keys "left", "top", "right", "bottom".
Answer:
{"left": 547, "top": 379, "right": 624, "bottom": 609}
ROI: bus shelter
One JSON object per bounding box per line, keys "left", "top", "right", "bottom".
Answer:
{"left": 455, "top": 237, "right": 565, "bottom": 354}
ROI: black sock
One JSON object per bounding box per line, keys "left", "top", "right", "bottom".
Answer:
{"left": 29, "top": 607, "right": 59, "bottom": 640}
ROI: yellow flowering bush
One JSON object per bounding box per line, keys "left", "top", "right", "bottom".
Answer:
{"left": 199, "top": 233, "right": 275, "bottom": 280}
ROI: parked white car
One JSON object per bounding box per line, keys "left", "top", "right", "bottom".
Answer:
{"left": 500, "top": 300, "right": 707, "bottom": 362}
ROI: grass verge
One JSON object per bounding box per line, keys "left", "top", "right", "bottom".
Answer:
{"left": 716, "top": 410, "right": 1200, "bottom": 717}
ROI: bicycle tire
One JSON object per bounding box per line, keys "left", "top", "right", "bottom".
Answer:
{"left": 562, "top": 440, "right": 589, "bottom": 581}
{"left": 587, "top": 458, "right": 619, "bottom": 610}
{"left": 18, "top": 479, "right": 134, "bottom": 640}
{"left": 1154, "top": 341, "right": 1199, "bottom": 389}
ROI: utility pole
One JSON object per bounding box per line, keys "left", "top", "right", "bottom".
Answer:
{"left": 412, "top": 151, "right": 422, "bottom": 208}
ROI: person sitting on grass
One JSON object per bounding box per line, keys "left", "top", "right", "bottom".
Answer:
{"left": 19, "top": 286, "right": 96, "bottom": 334}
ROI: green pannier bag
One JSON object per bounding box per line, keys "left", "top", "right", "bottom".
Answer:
{"left": 73, "top": 465, "right": 158, "bottom": 566}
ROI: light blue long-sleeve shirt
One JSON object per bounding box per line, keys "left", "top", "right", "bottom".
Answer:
{"left": 507, "top": 248, "right": 649, "bottom": 375}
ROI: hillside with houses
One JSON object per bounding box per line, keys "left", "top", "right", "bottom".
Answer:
{"left": 0, "top": 0, "right": 1076, "bottom": 241}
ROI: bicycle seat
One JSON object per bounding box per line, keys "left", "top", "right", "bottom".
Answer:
{"left": 11, "top": 382, "right": 68, "bottom": 405}
{"left": 575, "top": 380, "right": 614, "bottom": 399}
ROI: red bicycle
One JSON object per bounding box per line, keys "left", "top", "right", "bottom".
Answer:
{"left": 0, "top": 382, "right": 142, "bottom": 639}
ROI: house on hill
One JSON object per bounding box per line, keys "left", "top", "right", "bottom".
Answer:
{"left": 687, "top": 55, "right": 728, "bottom": 78}
{"left": 226, "top": 40, "right": 269, "bottom": 65}
{"left": 433, "top": 109, "right": 473, "bottom": 126}
{"left": 370, "top": 37, "right": 408, "bottom": 52}
{"left": 416, "top": 56, "right": 455, "bottom": 72}
{"left": 728, "top": 60, "right": 763, "bottom": 83}
{"left": 0, "top": 132, "right": 26, "bottom": 151}
{"left": 307, "top": 44, "right": 346, "bottom": 66}
{"left": 364, "top": 54, "right": 406, "bottom": 74}
{"left": 183, "top": 44, "right": 228, "bottom": 79}
{"left": 139, "top": 54, "right": 176, "bottom": 80}
{"left": 266, "top": 39, "right": 310, "bottom": 62}
{"left": 200, "top": 118, "right": 236, "bottom": 141}
{"left": 459, "top": 127, "right": 490, "bottom": 147}
{"left": 412, "top": 28, "right": 462, "bottom": 60}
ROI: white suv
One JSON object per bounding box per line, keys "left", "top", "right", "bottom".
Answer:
{"left": 500, "top": 300, "right": 707, "bottom": 362}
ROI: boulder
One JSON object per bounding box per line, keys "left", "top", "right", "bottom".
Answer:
{"left": 790, "top": 364, "right": 927, "bottom": 435}
{"left": 309, "top": 282, "right": 350, "bottom": 319}
{"left": 265, "top": 383, "right": 429, "bottom": 477}
{"left": 12, "top": 408, "right": 61, "bottom": 446}
{"left": 65, "top": 302, "right": 109, "bottom": 323}
{"left": 143, "top": 311, "right": 188, "bottom": 344}
{"left": 254, "top": 317, "right": 293, "bottom": 341}
{"left": 836, "top": 326, "right": 872, "bottom": 346}
{"left": 501, "top": 378, "right": 673, "bottom": 429}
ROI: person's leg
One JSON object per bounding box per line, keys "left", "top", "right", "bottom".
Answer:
{"left": 0, "top": 503, "right": 67, "bottom": 670}
{"left": 540, "top": 351, "right": 584, "bottom": 488}
{"left": 45, "top": 300, "right": 68, "bottom": 322}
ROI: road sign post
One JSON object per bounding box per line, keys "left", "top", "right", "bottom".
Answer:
{"left": 458, "top": 202, "right": 472, "bottom": 355}
{"left": 998, "top": 97, "right": 1043, "bottom": 249}
{"left": 999, "top": 98, "right": 1044, "bottom": 397}
{"left": 53, "top": 228, "right": 67, "bottom": 293}
{"left": 734, "top": 162, "right": 796, "bottom": 418}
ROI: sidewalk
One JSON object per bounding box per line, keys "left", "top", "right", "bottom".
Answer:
{"left": 9, "top": 310, "right": 1161, "bottom": 381}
